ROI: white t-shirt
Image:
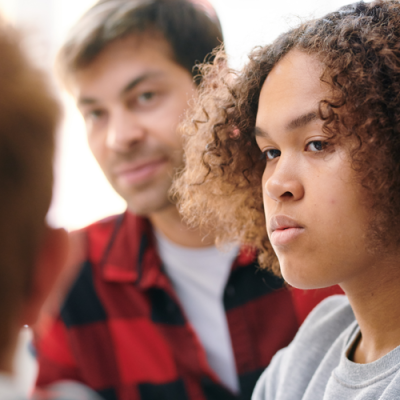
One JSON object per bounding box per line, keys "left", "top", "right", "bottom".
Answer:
{"left": 154, "top": 230, "right": 240, "bottom": 393}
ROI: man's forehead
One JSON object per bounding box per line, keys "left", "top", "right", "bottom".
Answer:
{"left": 71, "top": 35, "right": 191, "bottom": 101}
{"left": 69, "top": 32, "right": 173, "bottom": 81}
{"left": 74, "top": 34, "right": 173, "bottom": 78}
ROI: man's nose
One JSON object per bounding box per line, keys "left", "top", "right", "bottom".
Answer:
{"left": 264, "top": 156, "right": 304, "bottom": 202}
{"left": 106, "top": 108, "right": 145, "bottom": 152}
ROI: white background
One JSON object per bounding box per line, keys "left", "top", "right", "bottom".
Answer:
{"left": 0, "top": 0, "right": 359, "bottom": 231}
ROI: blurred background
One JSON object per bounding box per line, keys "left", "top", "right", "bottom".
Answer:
{"left": 0, "top": 0, "right": 363, "bottom": 393}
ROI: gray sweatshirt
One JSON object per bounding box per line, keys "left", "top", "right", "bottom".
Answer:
{"left": 252, "top": 295, "right": 400, "bottom": 400}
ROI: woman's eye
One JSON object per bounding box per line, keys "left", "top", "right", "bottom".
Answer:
{"left": 305, "top": 140, "right": 329, "bottom": 152}
{"left": 260, "top": 148, "right": 281, "bottom": 161}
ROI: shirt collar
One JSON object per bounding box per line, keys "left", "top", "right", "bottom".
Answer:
{"left": 100, "top": 212, "right": 164, "bottom": 288}
{"left": 233, "top": 245, "right": 257, "bottom": 269}
{"left": 100, "top": 211, "right": 256, "bottom": 286}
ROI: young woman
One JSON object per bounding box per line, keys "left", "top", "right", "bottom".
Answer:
{"left": 173, "top": 1, "right": 400, "bottom": 398}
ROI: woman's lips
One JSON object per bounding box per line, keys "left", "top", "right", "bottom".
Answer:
{"left": 269, "top": 215, "right": 304, "bottom": 246}
{"left": 270, "top": 227, "right": 305, "bottom": 246}
{"left": 115, "top": 158, "right": 167, "bottom": 185}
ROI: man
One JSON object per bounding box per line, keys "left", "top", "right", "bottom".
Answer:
{"left": 0, "top": 17, "right": 100, "bottom": 400}
{"left": 35, "top": 1, "right": 341, "bottom": 399}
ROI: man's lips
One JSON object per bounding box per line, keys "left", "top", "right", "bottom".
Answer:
{"left": 113, "top": 158, "right": 168, "bottom": 185}
{"left": 269, "top": 215, "right": 304, "bottom": 246}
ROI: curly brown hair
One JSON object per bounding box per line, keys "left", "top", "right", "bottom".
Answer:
{"left": 172, "top": 0, "right": 400, "bottom": 275}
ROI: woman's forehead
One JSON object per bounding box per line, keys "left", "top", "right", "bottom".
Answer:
{"left": 256, "top": 51, "right": 326, "bottom": 134}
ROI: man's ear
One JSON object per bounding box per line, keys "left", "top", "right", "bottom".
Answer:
{"left": 21, "top": 226, "right": 69, "bottom": 327}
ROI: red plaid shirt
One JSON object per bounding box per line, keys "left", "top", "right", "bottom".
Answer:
{"left": 35, "top": 212, "right": 341, "bottom": 400}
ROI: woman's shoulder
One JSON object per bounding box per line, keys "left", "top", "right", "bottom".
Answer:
{"left": 290, "top": 294, "right": 355, "bottom": 358}
{"left": 252, "top": 294, "right": 356, "bottom": 400}
{"left": 299, "top": 294, "right": 354, "bottom": 335}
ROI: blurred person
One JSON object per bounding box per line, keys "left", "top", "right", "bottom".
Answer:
{"left": 173, "top": 1, "right": 400, "bottom": 399}
{"left": 35, "top": 1, "right": 340, "bottom": 399}
{"left": 0, "top": 16, "right": 101, "bottom": 400}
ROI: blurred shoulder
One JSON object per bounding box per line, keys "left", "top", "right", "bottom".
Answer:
{"left": 33, "top": 381, "right": 103, "bottom": 400}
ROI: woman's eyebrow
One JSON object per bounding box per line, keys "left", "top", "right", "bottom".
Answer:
{"left": 254, "top": 110, "right": 320, "bottom": 138}
{"left": 254, "top": 126, "right": 270, "bottom": 138}
{"left": 286, "top": 111, "right": 318, "bottom": 131}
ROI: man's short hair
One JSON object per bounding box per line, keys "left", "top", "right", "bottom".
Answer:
{"left": 57, "top": 0, "right": 223, "bottom": 87}
{"left": 0, "top": 20, "right": 59, "bottom": 351}
{"left": 173, "top": 0, "right": 400, "bottom": 273}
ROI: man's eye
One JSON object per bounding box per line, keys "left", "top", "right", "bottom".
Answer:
{"left": 137, "top": 92, "right": 156, "bottom": 104}
{"left": 305, "top": 140, "right": 329, "bottom": 152}
{"left": 260, "top": 148, "right": 281, "bottom": 161}
{"left": 87, "top": 109, "right": 106, "bottom": 120}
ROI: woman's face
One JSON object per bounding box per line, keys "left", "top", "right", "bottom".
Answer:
{"left": 255, "top": 50, "right": 373, "bottom": 290}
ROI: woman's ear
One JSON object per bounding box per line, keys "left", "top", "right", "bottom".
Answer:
{"left": 21, "top": 226, "right": 69, "bottom": 327}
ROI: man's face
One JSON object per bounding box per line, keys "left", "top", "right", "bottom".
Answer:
{"left": 73, "top": 35, "right": 196, "bottom": 215}
{"left": 255, "top": 50, "right": 374, "bottom": 291}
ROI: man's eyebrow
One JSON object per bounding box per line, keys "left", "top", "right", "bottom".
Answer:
{"left": 121, "top": 72, "right": 164, "bottom": 96}
{"left": 78, "top": 97, "right": 98, "bottom": 106}
{"left": 77, "top": 72, "right": 164, "bottom": 106}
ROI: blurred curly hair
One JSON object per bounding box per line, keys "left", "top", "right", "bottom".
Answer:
{"left": 0, "top": 19, "right": 59, "bottom": 353}
{"left": 172, "top": 0, "right": 400, "bottom": 275}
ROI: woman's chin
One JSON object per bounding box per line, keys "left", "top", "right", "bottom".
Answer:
{"left": 280, "top": 263, "right": 336, "bottom": 290}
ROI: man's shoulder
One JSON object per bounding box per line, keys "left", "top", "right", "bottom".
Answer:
{"left": 64, "top": 211, "right": 155, "bottom": 284}
{"left": 73, "top": 211, "right": 149, "bottom": 258}
{"left": 79, "top": 211, "right": 128, "bottom": 236}
{"left": 64, "top": 213, "right": 129, "bottom": 280}
{"left": 40, "top": 212, "right": 150, "bottom": 319}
